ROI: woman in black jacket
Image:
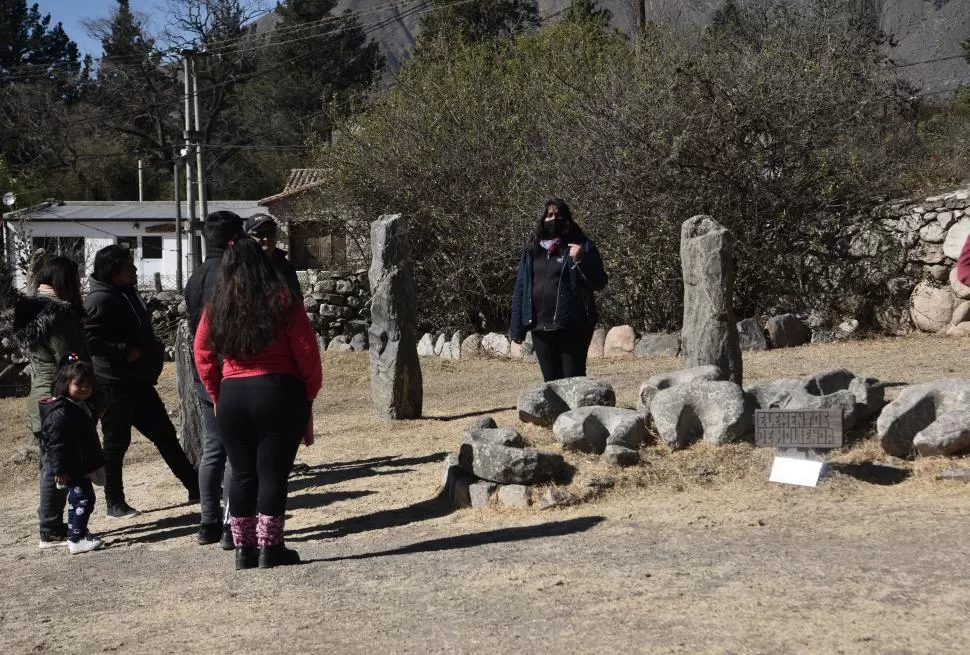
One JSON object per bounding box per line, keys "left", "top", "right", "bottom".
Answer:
{"left": 510, "top": 198, "right": 608, "bottom": 381}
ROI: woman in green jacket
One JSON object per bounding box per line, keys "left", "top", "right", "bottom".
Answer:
{"left": 13, "top": 256, "right": 96, "bottom": 548}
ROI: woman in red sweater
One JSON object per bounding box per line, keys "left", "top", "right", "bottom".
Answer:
{"left": 194, "top": 237, "right": 322, "bottom": 570}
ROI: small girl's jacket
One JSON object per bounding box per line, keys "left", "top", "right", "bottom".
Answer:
{"left": 39, "top": 397, "right": 104, "bottom": 482}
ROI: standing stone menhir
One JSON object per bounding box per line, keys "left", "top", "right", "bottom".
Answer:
{"left": 680, "top": 215, "right": 743, "bottom": 385}
{"left": 368, "top": 214, "right": 423, "bottom": 419}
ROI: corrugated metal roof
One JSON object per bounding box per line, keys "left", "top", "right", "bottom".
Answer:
{"left": 2, "top": 200, "right": 265, "bottom": 222}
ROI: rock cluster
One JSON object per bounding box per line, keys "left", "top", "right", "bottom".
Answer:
{"left": 297, "top": 269, "right": 372, "bottom": 352}
{"left": 877, "top": 380, "right": 970, "bottom": 457}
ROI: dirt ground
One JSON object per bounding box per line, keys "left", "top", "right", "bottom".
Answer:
{"left": 2, "top": 335, "right": 970, "bottom": 653}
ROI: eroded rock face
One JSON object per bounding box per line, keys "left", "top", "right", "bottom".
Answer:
{"left": 518, "top": 377, "right": 616, "bottom": 427}
{"left": 457, "top": 442, "right": 565, "bottom": 485}
{"left": 637, "top": 365, "right": 725, "bottom": 412}
{"left": 680, "top": 215, "right": 742, "bottom": 385}
{"left": 745, "top": 369, "right": 884, "bottom": 431}
{"left": 650, "top": 380, "right": 753, "bottom": 449}
{"left": 877, "top": 380, "right": 970, "bottom": 457}
{"left": 552, "top": 406, "right": 647, "bottom": 454}
{"left": 368, "top": 214, "right": 423, "bottom": 419}
{"left": 736, "top": 318, "right": 768, "bottom": 351}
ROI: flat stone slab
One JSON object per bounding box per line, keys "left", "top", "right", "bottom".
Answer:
{"left": 635, "top": 333, "right": 681, "bottom": 358}
{"left": 462, "top": 426, "right": 526, "bottom": 448}
{"left": 496, "top": 484, "right": 531, "bottom": 508}
{"left": 458, "top": 442, "right": 565, "bottom": 485}
{"left": 877, "top": 379, "right": 970, "bottom": 457}
{"left": 552, "top": 406, "right": 647, "bottom": 454}
{"left": 637, "top": 365, "right": 725, "bottom": 412}
{"left": 651, "top": 380, "right": 753, "bottom": 449}
{"left": 518, "top": 377, "right": 616, "bottom": 427}
{"left": 603, "top": 445, "right": 640, "bottom": 467}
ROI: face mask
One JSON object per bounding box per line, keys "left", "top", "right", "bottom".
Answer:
{"left": 541, "top": 217, "right": 565, "bottom": 238}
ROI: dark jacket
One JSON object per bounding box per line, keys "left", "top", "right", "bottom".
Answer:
{"left": 39, "top": 396, "right": 104, "bottom": 482}
{"left": 273, "top": 248, "right": 303, "bottom": 298}
{"left": 13, "top": 291, "right": 94, "bottom": 434}
{"left": 184, "top": 244, "right": 228, "bottom": 337}
{"left": 510, "top": 238, "right": 608, "bottom": 342}
{"left": 84, "top": 278, "right": 164, "bottom": 385}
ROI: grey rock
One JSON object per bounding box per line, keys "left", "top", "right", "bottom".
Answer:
{"left": 458, "top": 442, "right": 565, "bottom": 485}
{"left": 336, "top": 279, "right": 356, "bottom": 295}
{"left": 467, "top": 416, "right": 497, "bottom": 431}
{"left": 346, "top": 320, "right": 369, "bottom": 335}
{"left": 650, "top": 380, "right": 753, "bottom": 449}
{"left": 460, "top": 333, "right": 484, "bottom": 360}
{"left": 417, "top": 333, "right": 435, "bottom": 357}
{"left": 937, "top": 467, "right": 970, "bottom": 482}
{"left": 745, "top": 368, "right": 883, "bottom": 430}
{"left": 448, "top": 331, "right": 465, "bottom": 361}
{"left": 433, "top": 333, "right": 447, "bottom": 356}
{"left": 929, "top": 265, "right": 950, "bottom": 282}
{"left": 322, "top": 293, "right": 345, "bottom": 306}
{"left": 496, "top": 484, "right": 531, "bottom": 508}
{"left": 368, "top": 214, "right": 423, "bottom": 419}
{"left": 587, "top": 327, "right": 606, "bottom": 359}
{"left": 603, "top": 445, "right": 640, "bottom": 467}
{"left": 319, "top": 279, "right": 337, "bottom": 293}
{"left": 320, "top": 304, "right": 343, "bottom": 318}
{"left": 327, "top": 335, "right": 352, "bottom": 352}
{"left": 469, "top": 481, "right": 498, "bottom": 508}
{"left": 877, "top": 380, "right": 970, "bottom": 457}
{"left": 920, "top": 221, "right": 946, "bottom": 243}
{"left": 304, "top": 297, "right": 321, "bottom": 314}
{"left": 462, "top": 426, "right": 526, "bottom": 448}
{"left": 346, "top": 295, "right": 363, "bottom": 309}
{"left": 539, "top": 488, "right": 581, "bottom": 510}
{"left": 518, "top": 377, "right": 616, "bottom": 427}
{"left": 481, "top": 332, "right": 511, "bottom": 358}
{"left": 637, "top": 365, "right": 725, "bottom": 412}
{"left": 552, "top": 406, "right": 647, "bottom": 454}
{"left": 736, "top": 318, "right": 768, "bottom": 351}
{"left": 349, "top": 332, "right": 368, "bottom": 352}
{"left": 635, "top": 333, "right": 681, "bottom": 358}
{"left": 765, "top": 314, "right": 812, "bottom": 348}
{"left": 680, "top": 215, "right": 743, "bottom": 384}
{"left": 913, "top": 409, "right": 970, "bottom": 456}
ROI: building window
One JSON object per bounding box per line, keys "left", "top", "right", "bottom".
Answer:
{"left": 117, "top": 236, "right": 138, "bottom": 251}
{"left": 142, "top": 236, "right": 163, "bottom": 259}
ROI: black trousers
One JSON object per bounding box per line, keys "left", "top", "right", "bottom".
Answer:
{"left": 531, "top": 327, "right": 595, "bottom": 382}
{"left": 35, "top": 431, "right": 68, "bottom": 538}
{"left": 217, "top": 374, "right": 309, "bottom": 518}
{"left": 99, "top": 380, "right": 198, "bottom": 507}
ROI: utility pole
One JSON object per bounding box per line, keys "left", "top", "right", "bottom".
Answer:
{"left": 191, "top": 55, "right": 208, "bottom": 232}
{"left": 182, "top": 49, "right": 198, "bottom": 275}
{"left": 137, "top": 159, "right": 144, "bottom": 202}
{"left": 173, "top": 152, "right": 183, "bottom": 293}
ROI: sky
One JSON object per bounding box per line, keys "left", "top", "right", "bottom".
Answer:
{"left": 34, "top": 0, "right": 165, "bottom": 58}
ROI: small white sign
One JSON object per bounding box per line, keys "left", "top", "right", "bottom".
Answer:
{"left": 768, "top": 456, "right": 824, "bottom": 487}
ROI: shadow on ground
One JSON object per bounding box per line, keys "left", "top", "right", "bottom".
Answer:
{"left": 288, "top": 452, "right": 449, "bottom": 493}
{"left": 307, "top": 515, "right": 607, "bottom": 562}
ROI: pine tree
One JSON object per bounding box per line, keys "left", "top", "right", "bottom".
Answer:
{"left": 419, "top": 0, "right": 538, "bottom": 44}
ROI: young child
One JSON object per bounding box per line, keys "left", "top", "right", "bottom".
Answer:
{"left": 39, "top": 356, "right": 105, "bottom": 554}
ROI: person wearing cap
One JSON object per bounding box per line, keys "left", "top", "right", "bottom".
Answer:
{"left": 184, "top": 210, "right": 246, "bottom": 549}
{"left": 244, "top": 214, "right": 302, "bottom": 298}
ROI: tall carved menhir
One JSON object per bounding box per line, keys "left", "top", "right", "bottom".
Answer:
{"left": 368, "top": 214, "right": 423, "bottom": 419}
{"left": 680, "top": 215, "right": 743, "bottom": 385}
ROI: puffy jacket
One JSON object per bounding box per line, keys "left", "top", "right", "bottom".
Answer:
{"left": 39, "top": 396, "right": 104, "bottom": 482}
{"left": 13, "top": 291, "right": 94, "bottom": 434}
{"left": 510, "top": 238, "right": 608, "bottom": 342}
{"left": 84, "top": 278, "right": 164, "bottom": 385}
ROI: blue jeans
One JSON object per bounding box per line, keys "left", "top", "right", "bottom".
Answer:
{"left": 67, "top": 479, "right": 96, "bottom": 542}
{"left": 196, "top": 382, "right": 231, "bottom": 525}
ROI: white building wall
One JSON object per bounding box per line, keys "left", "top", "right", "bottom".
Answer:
{"left": 5, "top": 220, "right": 192, "bottom": 292}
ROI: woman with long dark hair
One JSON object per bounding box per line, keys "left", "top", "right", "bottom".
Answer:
{"left": 510, "top": 197, "right": 609, "bottom": 381}
{"left": 13, "top": 255, "right": 98, "bottom": 548}
{"left": 194, "top": 237, "right": 322, "bottom": 570}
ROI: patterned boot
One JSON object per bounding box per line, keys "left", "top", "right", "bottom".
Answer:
{"left": 230, "top": 515, "right": 258, "bottom": 570}
{"left": 257, "top": 514, "right": 300, "bottom": 569}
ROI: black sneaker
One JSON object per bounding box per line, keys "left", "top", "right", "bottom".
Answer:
{"left": 219, "top": 525, "right": 234, "bottom": 551}
{"left": 196, "top": 523, "right": 222, "bottom": 545}
{"left": 258, "top": 544, "right": 300, "bottom": 569}
{"left": 235, "top": 546, "right": 258, "bottom": 570}
{"left": 106, "top": 502, "right": 140, "bottom": 518}
{"left": 38, "top": 532, "right": 67, "bottom": 550}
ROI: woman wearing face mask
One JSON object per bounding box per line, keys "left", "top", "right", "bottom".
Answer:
{"left": 510, "top": 197, "right": 608, "bottom": 381}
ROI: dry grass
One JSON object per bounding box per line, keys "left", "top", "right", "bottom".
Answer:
{"left": 2, "top": 332, "right": 970, "bottom": 509}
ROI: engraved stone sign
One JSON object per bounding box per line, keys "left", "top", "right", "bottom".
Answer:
{"left": 754, "top": 408, "right": 844, "bottom": 449}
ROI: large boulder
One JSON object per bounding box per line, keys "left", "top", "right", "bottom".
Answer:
{"left": 635, "top": 333, "right": 681, "bottom": 358}
{"left": 910, "top": 282, "right": 955, "bottom": 333}
{"left": 552, "top": 406, "right": 647, "bottom": 454}
{"left": 518, "top": 377, "right": 616, "bottom": 427}
{"left": 913, "top": 409, "right": 970, "bottom": 457}
{"left": 650, "top": 380, "right": 753, "bottom": 449}
{"left": 460, "top": 333, "right": 484, "bottom": 360}
{"left": 877, "top": 379, "right": 970, "bottom": 457}
{"left": 604, "top": 325, "right": 636, "bottom": 357}
{"left": 587, "top": 328, "right": 607, "bottom": 359}
{"left": 765, "top": 314, "right": 811, "bottom": 348}
{"left": 417, "top": 333, "right": 435, "bottom": 357}
{"left": 745, "top": 368, "right": 883, "bottom": 430}
{"left": 680, "top": 215, "right": 743, "bottom": 385}
{"left": 736, "top": 318, "right": 768, "bottom": 351}
{"left": 482, "top": 332, "right": 511, "bottom": 358}
{"left": 943, "top": 217, "right": 970, "bottom": 260}
{"left": 637, "top": 365, "right": 725, "bottom": 412}
{"left": 457, "top": 442, "right": 565, "bottom": 485}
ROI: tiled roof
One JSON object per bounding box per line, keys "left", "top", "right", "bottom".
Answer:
{"left": 258, "top": 169, "right": 326, "bottom": 206}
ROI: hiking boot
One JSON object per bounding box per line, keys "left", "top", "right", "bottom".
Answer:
{"left": 258, "top": 544, "right": 300, "bottom": 569}
{"left": 220, "top": 525, "right": 234, "bottom": 551}
{"left": 196, "top": 523, "right": 222, "bottom": 545}
{"left": 106, "top": 502, "right": 140, "bottom": 518}
{"left": 38, "top": 533, "right": 67, "bottom": 550}
{"left": 235, "top": 546, "right": 258, "bottom": 570}
{"left": 67, "top": 536, "right": 103, "bottom": 554}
